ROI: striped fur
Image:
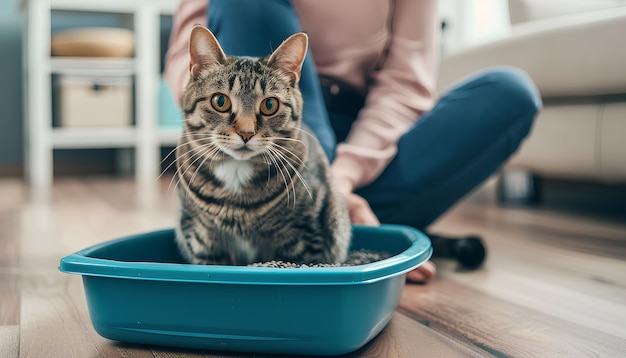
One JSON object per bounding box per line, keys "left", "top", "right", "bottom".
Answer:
{"left": 174, "top": 26, "right": 350, "bottom": 265}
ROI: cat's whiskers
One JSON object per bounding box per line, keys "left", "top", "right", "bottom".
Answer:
{"left": 293, "top": 127, "right": 317, "bottom": 142}
{"left": 267, "top": 145, "right": 312, "bottom": 205}
{"left": 160, "top": 131, "right": 226, "bottom": 169}
{"left": 159, "top": 136, "right": 216, "bottom": 180}
{"left": 270, "top": 145, "right": 313, "bottom": 201}
{"left": 168, "top": 142, "right": 216, "bottom": 196}
{"left": 268, "top": 141, "right": 306, "bottom": 167}
{"left": 175, "top": 146, "right": 223, "bottom": 198}
{"left": 265, "top": 148, "right": 294, "bottom": 206}
{"left": 264, "top": 136, "right": 306, "bottom": 146}
{"left": 187, "top": 143, "right": 226, "bottom": 194}
{"left": 261, "top": 152, "right": 273, "bottom": 191}
{"left": 268, "top": 136, "right": 316, "bottom": 201}
{"left": 169, "top": 138, "right": 223, "bottom": 195}
{"left": 179, "top": 141, "right": 223, "bottom": 184}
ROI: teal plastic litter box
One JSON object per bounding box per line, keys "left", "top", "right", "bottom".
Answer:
{"left": 59, "top": 224, "right": 432, "bottom": 356}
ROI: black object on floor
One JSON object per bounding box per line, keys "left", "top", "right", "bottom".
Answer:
{"left": 427, "top": 233, "right": 487, "bottom": 270}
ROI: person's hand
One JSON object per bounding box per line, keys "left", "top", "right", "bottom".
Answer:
{"left": 341, "top": 189, "right": 437, "bottom": 283}
{"left": 406, "top": 261, "right": 437, "bottom": 283}
{"left": 334, "top": 176, "right": 436, "bottom": 283}
{"left": 333, "top": 176, "right": 378, "bottom": 226}
{"left": 343, "top": 191, "right": 380, "bottom": 226}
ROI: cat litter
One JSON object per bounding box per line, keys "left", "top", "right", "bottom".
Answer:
{"left": 250, "top": 250, "right": 390, "bottom": 268}
{"left": 59, "top": 225, "right": 431, "bottom": 355}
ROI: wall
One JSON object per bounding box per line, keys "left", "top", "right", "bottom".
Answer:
{"left": 439, "top": 0, "right": 511, "bottom": 55}
{"left": 0, "top": 0, "right": 24, "bottom": 176}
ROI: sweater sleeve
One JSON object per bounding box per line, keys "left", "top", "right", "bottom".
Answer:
{"left": 330, "top": 0, "right": 440, "bottom": 190}
{"left": 164, "top": 0, "right": 209, "bottom": 107}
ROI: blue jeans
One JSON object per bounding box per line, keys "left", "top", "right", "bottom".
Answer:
{"left": 207, "top": 0, "right": 542, "bottom": 230}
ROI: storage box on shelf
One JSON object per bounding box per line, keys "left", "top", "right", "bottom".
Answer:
{"left": 50, "top": 56, "right": 139, "bottom": 148}
{"left": 57, "top": 75, "right": 133, "bottom": 128}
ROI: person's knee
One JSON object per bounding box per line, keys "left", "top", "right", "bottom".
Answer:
{"left": 488, "top": 67, "right": 542, "bottom": 153}
{"left": 475, "top": 67, "right": 542, "bottom": 143}
{"left": 487, "top": 67, "right": 542, "bottom": 120}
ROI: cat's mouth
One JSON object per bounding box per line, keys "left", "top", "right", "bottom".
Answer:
{"left": 223, "top": 144, "right": 260, "bottom": 161}
{"left": 235, "top": 145, "right": 253, "bottom": 152}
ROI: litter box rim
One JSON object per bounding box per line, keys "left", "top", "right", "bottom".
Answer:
{"left": 59, "top": 224, "right": 432, "bottom": 286}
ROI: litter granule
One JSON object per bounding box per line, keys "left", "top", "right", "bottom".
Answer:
{"left": 249, "top": 250, "right": 390, "bottom": 268}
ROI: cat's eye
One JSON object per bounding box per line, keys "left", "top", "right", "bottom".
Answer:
{"left": 260, "top": 97, "right": 280, "bottom": 116}
{"left": 210, "top": 93, "right": 231, "bottom": 113}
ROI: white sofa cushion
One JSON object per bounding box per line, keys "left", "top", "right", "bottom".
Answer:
{"left": 509, "top": 0, "right": 626, "bottom": 24}
{"left": 438, "top": 7, "right": 626, "bottom": 98}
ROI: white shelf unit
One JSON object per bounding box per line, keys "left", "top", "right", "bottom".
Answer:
{"left": 23, "top": 0, "right": 181, "bottom": 187}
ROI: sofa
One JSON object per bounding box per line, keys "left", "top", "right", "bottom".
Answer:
{"left": 437, "top": 0, "right": 626, "bottom": 202}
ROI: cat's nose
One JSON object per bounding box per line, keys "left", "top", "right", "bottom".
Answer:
{"left": 235, "top": 117, "right": 256, "bottom": 143}
{"left": 238, "top": 131, "right": 255, "bottom": 143}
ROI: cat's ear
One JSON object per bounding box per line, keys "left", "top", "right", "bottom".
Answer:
{"left": 268, "top": 32, "right": 308, "bottom": 84}
{"left": 189, "top": 25, "right": 227, "bottom": 77}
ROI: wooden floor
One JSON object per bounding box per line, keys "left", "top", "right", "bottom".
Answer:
{"left": 1, "top": 176, "right": 625, "bottom": 357}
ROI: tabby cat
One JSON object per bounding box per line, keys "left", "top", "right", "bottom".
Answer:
{"left": 174, "top": 26, "right": 351, "bottom": 265}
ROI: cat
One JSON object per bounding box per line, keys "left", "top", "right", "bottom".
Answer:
{"left": 174, "top": 25, "right": 351, "bottom": 266}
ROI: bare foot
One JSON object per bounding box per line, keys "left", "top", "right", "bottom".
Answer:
{"left": 406, "top": 261, "right": 436, "bottom": 283}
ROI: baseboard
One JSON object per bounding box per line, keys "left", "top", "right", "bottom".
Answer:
{"left": 0, "top": 165, "right": 23, "bottom": 178}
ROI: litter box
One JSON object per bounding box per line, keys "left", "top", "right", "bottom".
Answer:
{"left": 59, "top": 224, "right": 432, "bottom": 356}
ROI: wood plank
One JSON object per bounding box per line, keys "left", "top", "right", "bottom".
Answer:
{"left": 0, "top": 270, "right": 20, "bottom": 326}
{"left": 422, "top": 185, "right": 626, "bottom": 355}
{"left": 19, "top": 271, "right": 108, "bottom": 357}
{"left": 0, "top": 325, "right": 19, "bottom": 358}
{"left": 0, "top": 178, "right": 26, "bottom": 213}
{"left": 399, "top": 280, "right": 626, "bottom": 357}
{"left": 431, "top": 202, "right": 626, "bottom": 307}
{"left": 459, "top": 202, "right": 626, "bottom": 259}
{"left": 439, "top": 252, "right": 626, "bottom": 340}
{"left": 0, "top": 209, "right": 21, "bottom": 268}
{"left": 343, "top": 312, "right": 481, "bottom": 358}
{"left": 0, "top": 179, "right": 22, "bottom": 358}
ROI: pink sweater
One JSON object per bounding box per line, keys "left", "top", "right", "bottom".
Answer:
{"left": 165, "top": 0, "right": 439, "bottom": 190}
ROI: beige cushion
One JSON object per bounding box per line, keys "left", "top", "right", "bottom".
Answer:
{"left": 438, "top": 7, "right": 626, "bottom": 98}
{"left": 51, "top": 27, "right": 134, "bottom": 57}
{"left": 509, "top": 101, "right": 626, "bottom": 182}
{"left": 599, "top": 102, "right": 626, "bottom": 180}
{"left": 508, "top": 104, "right": 598, "bottom": 178}
{"left": 509, "top": 0, "right": 626, "bottom": 24}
